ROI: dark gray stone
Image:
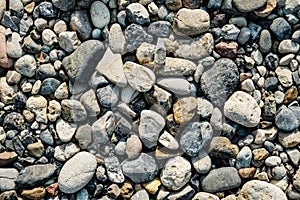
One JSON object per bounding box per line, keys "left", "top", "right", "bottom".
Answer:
{"left": 270, "top": 17, "right": 292, "bottom": 41}
{"left": 38, "top": 2, "right": 58, "bottom": 18}
{"left": 3, "top": 112, "right": 25, "bottom": 132}
{"left": 40, "top": 78, "right": 61, "bottom": 95}
{"left": 52, "top": 0, "right": 75, "bottom": 11}
{"left": 70, "top": 10, "right": 92, "bottom": 40}
{"left": 200, "top": 58, "right": 239, "bottom": 107}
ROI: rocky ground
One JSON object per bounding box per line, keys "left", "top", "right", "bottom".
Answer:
{"left": 0, "top": 0, "right": 300, "bottom": 199}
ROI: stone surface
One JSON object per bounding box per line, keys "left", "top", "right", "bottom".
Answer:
{"left": 56, "top": 118, "right": 77, "bottom": 142}
{"left": 58, "top": 152, "right": 97, "bottom": 193}
{"left": 275, "top": 108, "right": 299, "bottom": 132}
{"left": 61, "top": 99, "right": 87, "bottom": 122}
{"left": 0, "top": 168, "right": 18, "bottom": 191}
{"left": 52, "top": 0, "right": 75, "bottom": 11}
{"left": 224, "top": 91, "right": 261, "bottom": 128}
{"left": 202, "top": 167, "right": 241, "bottom": 193}
{"left": 173, "top": 97, "right": 197, "bottom": 124}
{"left": 233, "top": 0, "right": 267, "bottom": 12}
{"left": 70, "top": 10, "right": 92, "bottom": 40}
{"left": 238, "top": 180, "right": 287, "bottom": 200}
{"left": 126, "top": 3, "right": 150, "bottom": 25}
{"left": 157, "top": 78, "right": 192, "bottom": 95}
{"left": 173, "top": 8, "right": 210, "bottom": 36}
{"left": 90, "top": 1, "right": 110, "bottom": 29}
{"left": 139, "top": 110, "right": 165, "bottom": 148}
{"left": 122, "top": 153, "right": 158, "bottom": 183}
{"left": 15, "top": 164, "right": 57, "bottom": 188}
{"left": 14, "top": 55, "right": 37, "bottom": 77}
{"left": 26, "top": 95, "right": 48, "bottom": 124}
{"left": 159, "top": 57, "right": 196, "bottom": 76}
{"left": 160, "top": 156, "right": 191, "bottom": 191}
{"left": 201, "top": 58, "right": 239, "bottom": 107}
{"left": 123, "top": 61, "right": 155, "bottom": 92}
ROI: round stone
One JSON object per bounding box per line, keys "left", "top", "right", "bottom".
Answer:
{"left": 58, "top": 152, "right": 97, "bottom": 194}
{"left": 90, "top": 1, "right": 110, "bottom": 29}
{"left": 224, "top": 91, "right": 261, "bottom": 128}
{"left": 275, "top": 108, "right": 299, "bottom": 132}
{"left": 14, "top": 55, "right": 37, "bottom": 77}
{"left": 233, "top": 0, "right": 267, "bottom": 12}
{"left": 160, "top": 156, "right": 191, "bottom": 191}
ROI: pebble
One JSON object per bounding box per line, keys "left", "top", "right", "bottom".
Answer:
{"left": 265, "top": 155, "right": 281, "bottom": 166}
{"left": 191, "top": 154, "right": 212, "bottom": 174}
{"left": 54, "top": 20, "right": 67, "bottom": 34}
{"left": 90, "top": 1, "right": 110, "bottom": 29}
{"left": 236, "top": 146, "right": 252, "bottom": 169}
{"left": 126, "top": 135, "right": 142, "bottom": 159}
{"left": 52, "top": 0, "right": 75, "bottom": 11}
{"left": 238, "top": 180, "right": 287, "bottom": 200}
{"left": 270, "top": 17, "right": 291, "bottom": 41}
{"left": 75, "top": 124, "right": 92, "bottom": 150}
{"left": 224, "top": 91, "right": 261, "bottom": 128}
{"left": 27, "top": 142, "right": 45, "bottom": 158}
{"left": 62, "top": 40, "right": 104, "bottom": 83}
{"left": 126, "top": 3, "right": 150, "bottom": 25}
{"left": 21, "top": 187, "right": 46, "bottom": 200}
{"left": 275, "top": 108, "right": 298, "bottom": 132}
{"left": 142, "top": 177, "right": 161, "bottom": 194}
{"left": 26, "top": 95, "right": 48, "bottom": 124}
{"left": 259, "top": 30, "right": 272, "bottom": 53}
{"left": 0, "top": 77, "right": 17, "bottom": 104}
{"left": 6, "top": 32, "right": 23, "bottom": 58}
{"left": 167, "top": 185, "right": 195, "bottom": 200}
{"left": 0, "top": 168, "right": 18, "bottom": 191}
{"left": 14, "top": 55, "right": 37, "bottom": 77}
{"left": 96, "top": 84, "right": 119, "bottom": 108}
{"left": 56, "top": 118, "right": 77, "bottom": 142}
{"left": 138, "top": 110, "right": 165, "bottom": 148}
{"left": 61, "top": 99, "right": 87, "bottom": 122}
{"left": 0, "top": 26, "right": 13, "bottom": 68}
{"left": 192, "top": 192, "right": 220, "bottom": 200}
{"left": 278, "top": 130, "right": 300, "bottom": 148}
{"left": 158, "top": 131, "right": 179, "bottom": 150}
{"left": 148, "top": 21, "right": 172, "bottom": 38}
{"left": 293, "top": 168, "right": 300, "bottom": 191}
{"left": 160, "top": 156, "right": 191, "bottom": 191}
{"left": 233, "top": 0, "right": 267, "bottom": 12}
{"left": 58, "top": 152, "right": 97, "bottom": 193}
{"left": 0, "top": 0, "right": 5, "bottom": 20}
{"left": 131, "top": 189, "right": 149, "bottom": 200}
{"left": 157, "top": 78, "right": 192, "bottom": 95}
{"left": 121, "top": 182, "right": 134, "bottom": 199}
{"left": 96, "top": 48, "right": 127, "bottom": 87}
{"left": 0, "top": 151, "right": 18, "bottom": 167}
{"left": 109, "top": 23, "right": 126, "bottom": 54}
{"left": 254, "top": 0, "right": 277, "bottom": 17}
{"left": 202, "top": 167, "right": 241, "bottom": 193}
{"left": 40, "top": 78, "right": 61, "bottom": 95}
{"left": 286, "top": 148, "right": 300, "bottom": 165}
{"left": 180, "top": 122, "right": 213, "bottom": 157}
{"left": 54, "top": 82, "right": 69, "bottom": 99}
{"left": 209, "top": 136, "right": 239, "bottom": 158}
{"left": 122, "top": 153, "right": 158, "bottom": 183}
{"left": 104, "top": 156, "right": 125, "bottom": 183}
{"left": 160, "top": 57, "right": 196, "bottom": 76}
{"left": 123, "top": 61, "right": 155, "bottom": 92}
{"left": 201, "top": 58, "right": 239, "bottom": 107}
{"left": 173, "top": 8, "right": 210, "bottom": 36}
{"left": 70, "top": 10, "right": 92, "bottom": 40}
{"left": 38, "top": 2, "right": 58, "bottom": 18}
{"left": 173, "top": 97, "right": 197, "bottom": 124}
{"left": 91, "top": 111, "right": 115, "bottom": 144}
{"left": 15, "top": 164, "right": 57, "bottom": 188}
{"left": 58, "top": 31, "right": 80, "bottom": 53}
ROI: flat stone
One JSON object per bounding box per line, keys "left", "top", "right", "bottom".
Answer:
{"left": 173, "top": 8, "right": 210, "bottom": 36}
{"left": 96, "top": 48, "right": 127, "bottom": 87}
{"left": 160, "top": 156, "right": 191, "bottom": 191}
{"left": 123, "top": 61, "right": 155, "bottom": 92}
{"left": 75, "top": 124, "right": 93, "bottom": 150}
{"left": 0, "top": 151, "right": 17, "bottom": 166}
{"left": 15, "top": 164, "right": 57, "bottom": 188}
{"left": 224, "top": 91, "right": 261, "bottom": 128}
{"left": 233, "top": 0, "right": 267, "bottom": 12}
{"left": 90, "top": 1, "right": 110, "bottom": 29}
{"left": 139, "top": 110, "right": 165, "bottom": 148}
{"left": 202, "top": 167, "right": 241, "bottom": 193}
{"left": 58, "top": 152, "right": 97, "bottom": 193}
{"left": 122, "top": 153, "right": 158, "bottom": 183}
{"left": 192, "top": 192, "right": 220, "bottom": 200}
{"left": 180, "top": 122, "right": 213, "bottom": 157}
{"left": 238, "top": 180, "right": 287, "bottom": 200}
{"left": 159, "top": 57, "right": 196, "bottom": 76}
{"left": 0, "top": 168, "right": 18, "bottom": 191}
{"left": 157, "top": 78, "right": 192, "bottom": 95}
{"left": 201, "top": 58, "right": 239, "bottom": 107}
{"left": 173, "top": 97, "right": 197, "bottom": 124}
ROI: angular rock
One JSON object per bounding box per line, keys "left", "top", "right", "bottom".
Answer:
{"left": 96, "top": 84, "right": 119, "bottom": 108}
{"left": 104, "top": 156, "right": 125, "bottom": 183}
{"left": 224, "top": 91, "right": 261, "bottom": 128}
{"left": 201, "top": 58, "right": 239, "bottom": 107}
{"left": 123, "top": 61, "right": 155, "bottom": 92}
{"left": 122, "top": 153, "right": 158, "bottom": 183}
{"left": 61, "top": 99, "right": 87, "bottom": 122}
{"left": 126, "top": 3, "right": 150, "bottom": 25}
{"left": 80, "top": 89, "right": 100, "bottom": 117}
{"left": 209, "top": 136, "right": 239, "bottom": 158}
{"left": 91, "top": 111, "right": 115, "bottom": 144}
{"left": 58, "top": 152, "right": 97, "bottom": 193}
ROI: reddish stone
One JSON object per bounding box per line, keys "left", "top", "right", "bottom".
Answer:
{"left": 215, "top": 41, "right": 239, "bottom": 58}
{"left": 46, "top": 183, "right": 59, "bottom": 196}
{"left": 0, "top": 26, "right": 14, "bottom": 68}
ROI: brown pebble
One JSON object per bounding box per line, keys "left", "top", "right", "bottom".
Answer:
{"left": 0, "top": 26, "right": 13, "bottom": 68}
{"left": 21, "top": 187, "right": 46, "bottom": 200}
{"left": 23, "top": 110, "right": 35, "bottom": 122}
{"left": 46, "top": 183, "right": 59, "bottom": 196}
{"left": 284, "top": 86, "right": 298, "bottom": 104}
{"left": 215, "top": 41, "right": 238, "bottom": 58}
{"left": 238, "top": 167, "right": 256, "bottom": 178}
{"left": 107, "top": 184, "right": 121, "bottom": 199}
{"left": 173, "top": 97, "right": 197, "bottom": 124}
{"left": 0, "top": 151, "right": 18, "bottom": 166}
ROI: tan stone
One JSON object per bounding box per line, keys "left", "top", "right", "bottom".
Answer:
{"left": 0, "top": 151, "right": 18, "bottom": 167}
{"left": 255, "top": 0, "right": 278, "bottom": 17}
{"left": 238, "top": 167, "right": 256, "bottom": 179}
{"left": 142, "top": 177, "right": 161, "bottom": 194}
{"left": 173, "top": 97, "right": 197, "bottom": 124}
{"left": 21, "top": 187, "right": 46, "bottom": 200}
